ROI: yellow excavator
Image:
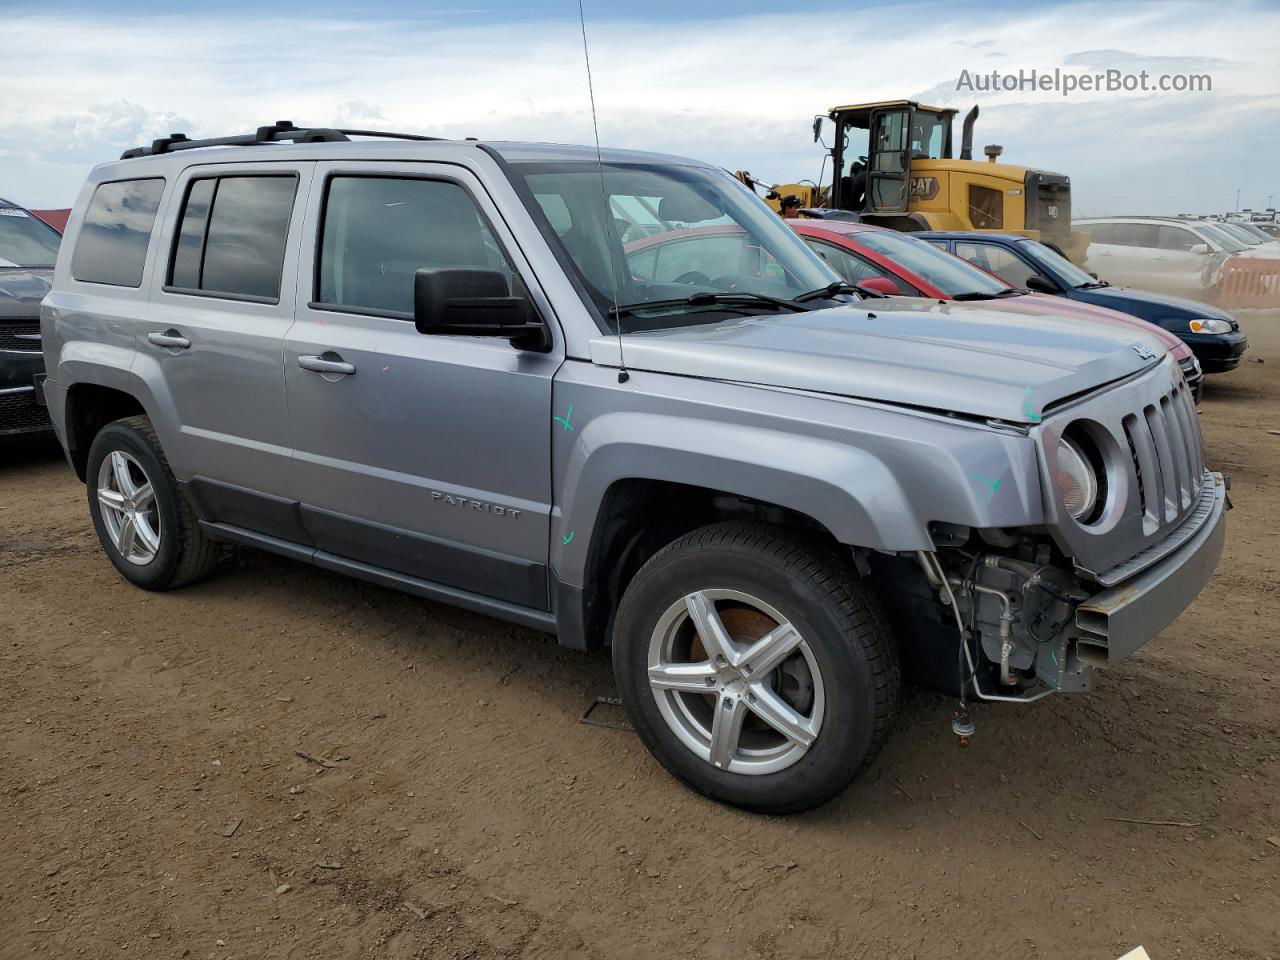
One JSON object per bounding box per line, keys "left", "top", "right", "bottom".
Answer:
{"left": 737, "top": 100, "right": 1089, "bottom": 263}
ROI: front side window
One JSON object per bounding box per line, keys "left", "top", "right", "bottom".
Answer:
{"left": 317, "top": 176, "right": 513, "bottom": 315}
{"left": 858, "top": 230, "right": 1009, "bottom": 297}
{"left": 169, "top": 175, "right": 297, "bottom": 300}
{"left": 968, "top": 185, "right": 1004, "bottom": 229}
{"left": 71, "top": 178, "right": 165, "bottom": 287}
{"left": 955, "top": 242, "right": 1035, "bottom": 288}
{"left": 510, "top": 161, "right": 837, "bottom": 332}
{"left": 1156, "top": 225, "right": 1200, "bottom": 252}
{"left": 0, "top": 205, "right": 62, "bottom": 268}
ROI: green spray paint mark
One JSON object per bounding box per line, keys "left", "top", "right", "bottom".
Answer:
{"left": 553, "top": 404, "right": 574, "bottom": 432}
{"left": 562, "top": 531, "right": 575, "bottom": 546}
{"left": 1022, "top": 387, "right": 1043, "bottom": 424}
{"left": 968, "top": 472, "right": 1002, "bottom": 505}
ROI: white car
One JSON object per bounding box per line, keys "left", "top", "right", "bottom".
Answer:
{"left": 1072, "top": 216, "right": 1253, "bottom": 301}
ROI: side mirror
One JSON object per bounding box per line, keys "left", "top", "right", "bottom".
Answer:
{"left": 1088, "top": 271, "right": 1099, "bottom": 279}
{"left": 1189, "top": 243, "right": 1210, "bottom": 255}
{"left": 1024, "top": 274, "right": 1061, "bottom": 294}
{"left": 856, "top": 276, "right": 902, "bottom": 296}
{"left": 812, "top": 115, "right": 824, "bottom": 143}
{"left": 414, "top": 268, "right": 548, "bottom": 350}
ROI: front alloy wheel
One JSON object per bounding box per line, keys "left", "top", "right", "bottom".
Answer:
{"left": 648, "top": 589, "right": 824, "bottom": 775}
{"left": 613, "top": 522, "right": 900, "bottom": 814}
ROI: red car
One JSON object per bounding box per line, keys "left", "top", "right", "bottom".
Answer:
{"left": 790, "top": 220, "right": 1202, "bottom": 397}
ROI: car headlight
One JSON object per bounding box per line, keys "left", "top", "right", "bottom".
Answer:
{"left": 1057, "top": 437, "right": 1099, "bottom": 521}
{"left": 1189, "top": 318, "right": 1232, "bottom": 334}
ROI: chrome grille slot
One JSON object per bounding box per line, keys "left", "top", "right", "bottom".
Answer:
{"left": 1123, "top": 381, "right": 1204, "bottom": 534}
{"left": 1122, "top": 413, "right": 1157, "bottom": 533}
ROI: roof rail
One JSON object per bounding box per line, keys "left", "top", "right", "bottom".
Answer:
{"left": 120, "top": 120, "right": 441, "bottom": 159}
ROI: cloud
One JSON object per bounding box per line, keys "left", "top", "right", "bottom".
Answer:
{"left": 2, "top": 1, "right": 1279, "bottom": 215}
{"left": 1063, "top": 48, "right": 1238, "bottom": 70}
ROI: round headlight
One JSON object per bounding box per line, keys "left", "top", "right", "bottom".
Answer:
{"left": 1057, "top": 437, "right": 1098, "bottom": 521}
{"left": 1189, "top": 318, "right": 1233, "bottom": 334}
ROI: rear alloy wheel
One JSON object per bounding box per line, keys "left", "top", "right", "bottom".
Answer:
{"left": 86, "top": 416, "right": 219, "bottom": 590}
{"left": 614, "top": 522, "right": 900, "bottom": 813}
{"left": 96, "top": 450, "right": 162, "bottom": 566}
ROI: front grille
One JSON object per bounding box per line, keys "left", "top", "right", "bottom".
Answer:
{"left": 0, "top": 323, "right": 42, "bottom": 352}
{"left": 0, "top": 389, "right": 51, "bottom": 435}
{"left": 1120, "top": 379, "right": 1204, "bottom": 535}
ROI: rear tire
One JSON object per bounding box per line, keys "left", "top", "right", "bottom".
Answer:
{"left": 86, "top": 415, "right": 219, "bottom": 590}
{"left": 612, "top": 522, "right": 900, "bottom": 813}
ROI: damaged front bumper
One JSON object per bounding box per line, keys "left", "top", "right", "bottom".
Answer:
{"left": 1073, "top": 472, "right": 1228, "bottom": 668}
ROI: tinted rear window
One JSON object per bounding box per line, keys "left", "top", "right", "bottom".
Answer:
{"left": 168, "top": 175, "right": 297, "bottom": 301}
{"left": 71, "top": 178, "right": 165, "bottom": 287}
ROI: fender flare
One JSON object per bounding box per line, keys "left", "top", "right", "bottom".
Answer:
{"left": 550, "top": 412, "right": 926, "bottom": 589}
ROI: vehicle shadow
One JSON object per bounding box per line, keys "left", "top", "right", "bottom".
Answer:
{"left": 1, "top": 433, "right": 67, "bottom": 473}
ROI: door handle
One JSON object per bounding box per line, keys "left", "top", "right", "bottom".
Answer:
{"left": 298, "top": 354, "right": 356, "bottom": 376}
{"left": 147, "top": 329, "right": 191, "bottom": 349}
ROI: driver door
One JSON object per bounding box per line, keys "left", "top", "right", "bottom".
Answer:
{"left": 867, "top": 108, "right": 910, "bottom": 214}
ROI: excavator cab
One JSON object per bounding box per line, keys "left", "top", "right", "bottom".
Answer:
{"left": 822, "top": 101, "right": 958, "bottom": 215}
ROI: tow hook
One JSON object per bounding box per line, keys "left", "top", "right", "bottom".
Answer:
{"left": 951, "top": 708, "right": 975, "bottom": 747}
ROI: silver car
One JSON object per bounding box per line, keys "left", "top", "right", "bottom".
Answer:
{"left": 42, "top": 124, "right": 1227, "bottom": 812}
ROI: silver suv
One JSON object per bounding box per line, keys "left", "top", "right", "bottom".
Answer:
{"left": 42, "top": 123, "right": 1227, "bottom": 812}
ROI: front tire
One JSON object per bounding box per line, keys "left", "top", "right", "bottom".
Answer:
{"left": 86, "top": 415, "right": 218, "bottom": 590}
{"left": 612, "top": 522, "right": 900, "bottom": 814}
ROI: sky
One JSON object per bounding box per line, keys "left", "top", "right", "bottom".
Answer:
{"left": 2, "top": 0, "right": 1278, "bottom": 215}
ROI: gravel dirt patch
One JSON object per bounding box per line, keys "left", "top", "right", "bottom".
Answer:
{"left": 2, "top": 317, "right": 1277, "bottom": 960}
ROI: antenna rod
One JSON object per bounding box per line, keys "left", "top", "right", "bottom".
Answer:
{"left": 577, "top": 0, "right": 629, "bottom": 383}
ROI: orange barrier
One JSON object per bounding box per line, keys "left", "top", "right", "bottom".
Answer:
{"left": 1215, "top": 257, "right": 1280, "bottom": 308}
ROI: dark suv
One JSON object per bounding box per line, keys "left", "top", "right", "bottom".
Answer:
{"left": 1, "top": 198, "right": 61, "bottom": 437}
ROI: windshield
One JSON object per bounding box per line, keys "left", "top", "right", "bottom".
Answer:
{"left": 1215, "top": 221, "right": 1265, "bottom": 246}
{"left": 510, "top": 161, "right": 839, "bottom": 331}
{"left": 0, "top": 207, "right": 62, "bottom": 268}
{"left": 855, "top": 230, "right": 1008, "bottom": 296}
{"left": 1197, "top": 222, "right": 1248, "bottom": 253}
{"left": 1020, "top": 239, "right": 1096, "bottom": 286}
{"left": 1235, "top": 222, "right": 1276, "bottom": 242}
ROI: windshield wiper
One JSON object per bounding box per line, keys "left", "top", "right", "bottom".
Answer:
{"left": 793, "top": 280, "right": 863, "bottom": 302}
{"left": 608, "top": 291, "right": 809, "bottom": 318}
{"left": 1076, "top": 280, "right": 1111, "bottom": 289}
{"left": 951, "top": 287, "right": 1020, "bottom": 301}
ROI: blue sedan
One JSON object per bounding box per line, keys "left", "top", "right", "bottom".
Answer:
{"left": 918, "top": 232, "right": 1249, "bottom": 375}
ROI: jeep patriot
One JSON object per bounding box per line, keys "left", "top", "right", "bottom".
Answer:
{"left": 41, "top": 123, "right": 1227, "bottom": 812}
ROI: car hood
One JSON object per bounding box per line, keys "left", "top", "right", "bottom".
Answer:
{"left": 589, "top": 298, "right": 1164, "bottom": 423}
{"left": 981, "top": 292, "right": 1190, "bottom": 358}
{"left": 0, "top": 268, "right": 53, "bottom": 319}
{"left": 1070, "top": 284, "right": 1235, "bottom": 324}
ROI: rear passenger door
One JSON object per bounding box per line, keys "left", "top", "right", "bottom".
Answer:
{"left": 284, "top": 163, "right": 560, "bottom": 611}
{"left": 144, "top": 163, "right": 312, "bottom": 539}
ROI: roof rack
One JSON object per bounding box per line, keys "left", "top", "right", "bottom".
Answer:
{"left": 120, "top": 120, "right": 442, "bottom": 159}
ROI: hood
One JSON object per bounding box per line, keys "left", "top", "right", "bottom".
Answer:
{"left": 590, "top": 298, "right": 1164, "bottom": 424}
{"left": 1075, "top": 283, "right": 1235, "bottom": 323}
{"left": 985, "top": 292, "right": 1191, "bottom": 359}
{"left": 0, "top": 268, "right": 53, "bottom": 319}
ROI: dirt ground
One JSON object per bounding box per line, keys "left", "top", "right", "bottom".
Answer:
{"left": 2, "top": 320, "right": 1277, "bottom": 960}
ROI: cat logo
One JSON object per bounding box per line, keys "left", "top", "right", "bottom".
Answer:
{"left": 908, "top": 176, "right": 940, "bottom": 200}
